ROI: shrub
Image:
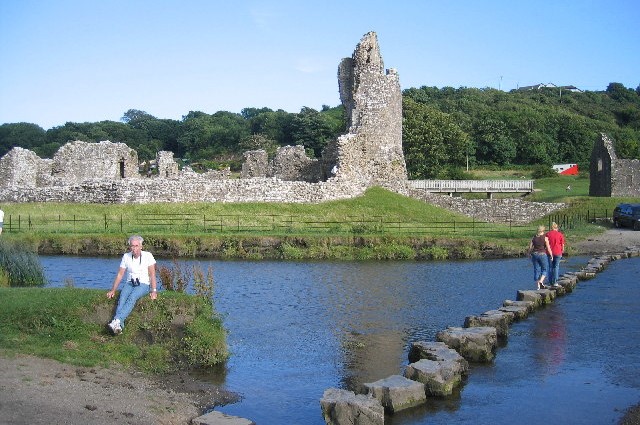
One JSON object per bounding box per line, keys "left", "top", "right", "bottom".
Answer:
{"left": 420, "top": 246, "right": 449, "bottom": 260}
{"left": 180, "top": 312, "right": 228, "bottom": 368}
{"left": 157, "top": 259, "right": 192, "bottom": 292}
{"left": 279, "top": 242, "right": 305, "bottom": 260}
{"left": 122, "top": 292, "right": 228, "bottom": 371}
{"left": 531, "top": 164, "right": 557, "bottom": 179}
{"left": 373, "top": 243, "right": 415, "bottom": 260}
{"left": 446, "top": 166, "right": 475, "bottom": 180}
{"left": 0, "top": 240, "right": 46, "bottom": 287}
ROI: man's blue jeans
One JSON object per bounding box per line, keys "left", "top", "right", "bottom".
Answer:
{"left": 114, "top": 281, "right": 150, "bottom": 328}
{"left": 531, "top": 252, "right": 549, "bottom": 283}
{"left": 549, "top": 255, "right": 562, "bottom": 284}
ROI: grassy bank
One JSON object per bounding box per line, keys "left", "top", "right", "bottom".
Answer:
{"left": 1, "top": 182, "right": 635, "bottom": 260}
{"left": 0, "top": 286, "right": 227, "bottom": 373}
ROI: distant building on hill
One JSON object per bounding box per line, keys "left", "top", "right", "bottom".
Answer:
{"left": 517, "top": 83, "right": 583, "bottom": 93}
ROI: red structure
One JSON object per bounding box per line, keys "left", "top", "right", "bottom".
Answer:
{"left": 552, "top": 164, "right": 579, "bottom": 175}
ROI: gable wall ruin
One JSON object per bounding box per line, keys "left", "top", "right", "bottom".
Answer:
{"left": 589, "top": 133, "right": 640, "bottom": 197}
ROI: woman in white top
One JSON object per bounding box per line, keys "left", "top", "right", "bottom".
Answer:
{"left": 106, "top": 235, "right": 158, "bottom": 334}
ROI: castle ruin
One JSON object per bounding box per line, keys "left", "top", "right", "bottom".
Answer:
{"left": 0, "top": 32, "right": 407, "bottom": 204}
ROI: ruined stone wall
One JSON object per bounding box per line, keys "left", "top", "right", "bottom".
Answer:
{"left": 241, "top": 150, "right": 269, "bottom": 178}
{"left": 589, "top": 133, "right": 640, "bottom": 197}
{"left": 241, "top": 146, "right": 323, "bottom": 182}
{"left": 0, "top": 147, "right": 45, "bottom": 189}
{"left": 589, "top": 133, "right": 614, "bottom": 196}
{"left": 36, "top": 159, "right": 54, "bottom": 187}
{"left": 0, "top": 32, "right": 407, "bottom": 205}
{"left": 156, "top": 151, "right": 179, "bottom": 179}
{"left": 51, "top": 141, "right": 139, "bottom": 182}
{"left": 271, "top": 145, "right": 323, "bottom": 182}
{"left": 0, "top": 177, "right": 368, "bottom": 204}
{"left": 611, "top": 158, "right": 640, "bottom": 197}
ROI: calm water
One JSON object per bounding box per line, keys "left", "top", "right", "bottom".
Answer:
{"left": 41, "top": 255, "right": 640, "bottom": 425}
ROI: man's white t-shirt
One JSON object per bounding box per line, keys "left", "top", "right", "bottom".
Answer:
{"left": 119, "top": 251, "right": 156, "bottom": 285}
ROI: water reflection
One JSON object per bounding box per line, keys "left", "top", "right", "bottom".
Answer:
{"left": 319, "top": 262, "right": 413, "bottom": 391}
{"left": 533, "top": 304, "right": 567, "bottom": 376}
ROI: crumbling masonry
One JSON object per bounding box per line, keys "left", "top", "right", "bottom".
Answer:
{"left": 0, "top": 32, "right": 408, "bottom": 204}
{"left": 589, "top": 133, "right": 640, "bottom": 197}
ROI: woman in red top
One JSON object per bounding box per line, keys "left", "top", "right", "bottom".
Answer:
{"left": 528, "top": 225, "right": 553, "bottom": 289}
{"left": 546, "top": 222, "right": 566, "bottom": 287}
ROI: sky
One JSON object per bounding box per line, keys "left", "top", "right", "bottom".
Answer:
{"left": 1, "top": 0, "right": 639, "bottom": 130}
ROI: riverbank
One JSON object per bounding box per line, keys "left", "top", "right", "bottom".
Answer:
{"left": 1, "top": 228, "right": 639, "bottom": 425}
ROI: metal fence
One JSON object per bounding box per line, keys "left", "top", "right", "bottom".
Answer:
{"left": 2, "top": 209, "right": 612, "bottom": 236}
{"left": 547, "top": 209, "right": 610, "bottom": 230}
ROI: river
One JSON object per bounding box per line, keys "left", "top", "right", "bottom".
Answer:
{"left": 41, "top": 254, "right": 640, "bottom": 425}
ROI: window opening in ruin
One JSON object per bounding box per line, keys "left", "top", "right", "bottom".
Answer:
{"left": 119, "top": 160, "right": 125, "bottom": 178}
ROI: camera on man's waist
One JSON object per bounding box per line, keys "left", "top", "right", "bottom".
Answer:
{"left": 131, "top": 278, "right": 141, "bottom": 286}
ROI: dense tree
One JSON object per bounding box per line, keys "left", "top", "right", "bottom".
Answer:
{"left": 289, "top": 107, "right": 341, "bottom": 158}
{"left": 0, "top": 123, "right": 46, "bottom": 157}
{"left": 404, "top": 83, "right": 640, "bottom": 168}
{"left": 121, "top": 109, "right": 184, "bottom": 159}
{"left": 1, "top": 82, "right": 638, "bottom": 169}
{"left": 555, "top": 115, "right": 595, "bottom": 164}
{"left": 243, "top": 108, "right": 295, "bottom": 146}
{"left": 402, "top": 98, "right": 471, "bottom": 179}
{"left": 178, "top": 111, "right": 250, "bottom": 162}
{"left": 606, "top": 82, "right": 638, "bottom": 103}
{"left": 472, "top": 113, "right": 516, "bottom": 165}
{"left": 45, "top": 122, "right": 96, "bottom": 150}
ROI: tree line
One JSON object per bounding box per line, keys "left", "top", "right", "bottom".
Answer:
{"left": 1, "top": 82, "right": 638, "bottom": 179}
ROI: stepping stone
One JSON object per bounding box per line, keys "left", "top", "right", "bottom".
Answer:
{"left": 320, "top": 388, "right": 384, "bottom": 425}
{"left": 403, "top": 359, "right": 463, "bottom": 397}
{"left": 364, "top": 374, "right": 426, "bottom": 413}
{"left": 436, "top": 326, "right": 497, "bottom": 363}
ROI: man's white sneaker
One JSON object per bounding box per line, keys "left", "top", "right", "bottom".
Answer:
{"left": 108, "top": 319, "right": 122, "bottom": 335}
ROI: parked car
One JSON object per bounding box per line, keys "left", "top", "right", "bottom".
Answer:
{"left": 613, "top": 203, "right": 640, "bottom": 230}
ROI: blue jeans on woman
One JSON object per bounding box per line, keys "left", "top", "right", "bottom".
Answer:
{"left": 549, "top": 255, "right": 562, "bottom": 284}
{"left": 531, "top": 252, "right": 549, "bottom": 284}
{"left": 114, "top": 281, "right": 150, "bottom": 329}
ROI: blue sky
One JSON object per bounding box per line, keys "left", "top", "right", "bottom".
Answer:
{"left": 1, "top": 0, "right": 638, "bottom": 130}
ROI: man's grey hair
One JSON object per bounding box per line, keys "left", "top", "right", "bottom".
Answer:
{"left": 128, "top": 235, "right": 144, "bottom": 245}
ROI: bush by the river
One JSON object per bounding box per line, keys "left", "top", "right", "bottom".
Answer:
{"left": 0, "top": 239, "right": 46, "bottom": 287}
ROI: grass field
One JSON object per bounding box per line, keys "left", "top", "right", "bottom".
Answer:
{"left": 1, "top": 172, "right": 638, "bottom": 259}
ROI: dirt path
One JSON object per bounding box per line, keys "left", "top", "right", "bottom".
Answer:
{"left": 0, "top": 353, "right": 227, "bottom": 425}
{"left": 571, "top": 227, "right": 640, "bottom": 255}
{"left": 1, "top": 229, "right": 639, "bottom": 425}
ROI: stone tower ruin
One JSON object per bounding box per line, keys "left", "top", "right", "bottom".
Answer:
{"left": 324, "top": 31, "right": 407, "bottom": 185}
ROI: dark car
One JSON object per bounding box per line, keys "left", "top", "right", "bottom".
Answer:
{"left": 613, "top": 203, "right": 640, "bottom": 230}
